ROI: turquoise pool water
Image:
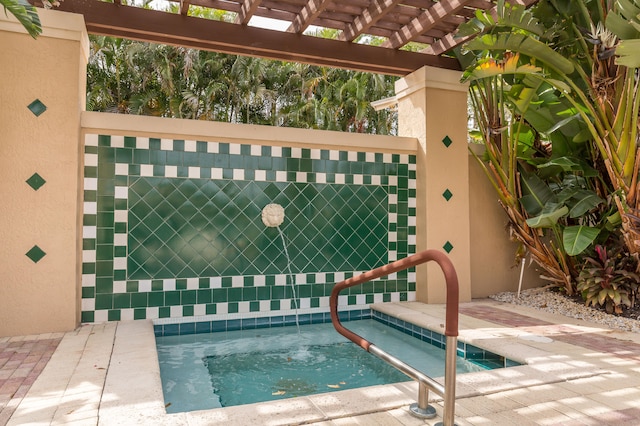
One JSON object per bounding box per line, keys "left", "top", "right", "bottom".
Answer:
{"left": 156, "top": 319, "right": 488, "bottom": 413}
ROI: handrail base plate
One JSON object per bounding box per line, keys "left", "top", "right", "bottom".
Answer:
{"left": 409, "top": 403, "right": 437, "bottom": 419}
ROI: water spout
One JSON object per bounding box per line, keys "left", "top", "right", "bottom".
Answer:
{"left": 261, "top": 204, "right": 300, "bottom": 334}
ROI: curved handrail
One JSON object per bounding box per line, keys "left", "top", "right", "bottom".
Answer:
{"left": 330, "top": 249, "right": 459, "bottom": 343}
{"left": 329, "top": 249, "right": 460, "bottom": 424}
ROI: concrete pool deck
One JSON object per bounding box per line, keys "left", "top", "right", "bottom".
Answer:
{"left": 4, "top": 299, "right": 640, "bottom": 425}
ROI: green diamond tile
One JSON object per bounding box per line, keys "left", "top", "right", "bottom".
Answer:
{"left": 26, "top": 245, "right": 46, "bottom": 263}
{"left": 26, "top": 173, "right": 46, "bottom": 191}
{"left": 443, "top": 241, "right": 454, "bottom": 253}
{"left": 27, "top": 99, "right": 47, "bottom": 116}
{"left": 442, "top": 135, "right": 453, "bottom": 148}
{"left": 442, "top": 188, "right": 453, "bottom": 201}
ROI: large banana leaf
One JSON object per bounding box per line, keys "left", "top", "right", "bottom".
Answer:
{"left": 519, "top": 173, "right": 557, "bottom": 215}
{"left": 1, "top": 0, "right": 41, "bottom": 38}
{"left": 615, "top": 39, "right": 640, "bottom": 68}
{"left": 563, "top": 225, "right": 600, "bottom": 256}
{"left": 525, "top": 203, "right": 569, "bottom": 228}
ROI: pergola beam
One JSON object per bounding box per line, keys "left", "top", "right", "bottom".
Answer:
{"left": 286, "top": 0, "right": 331, "bottom": 34}
{"left": 339, "top": 0, "right": 403, "bottom": 42}
{"left": 382, "top": 0, "right": 471, "bottom": 49}
{"left": 235, "top": 0, "right": 263, "bottom": 25}
{"left": 55, "top": 0, "right": 460, "bottom": 75}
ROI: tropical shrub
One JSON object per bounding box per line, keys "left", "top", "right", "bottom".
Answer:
{"left": 577, "top": 240, "right": 639, "bottom": 314}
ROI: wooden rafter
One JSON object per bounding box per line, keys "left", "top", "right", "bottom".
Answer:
{"left": 235, "top": 0, "right": 263, "bottom": 25}
{"left": 286, "top": 0, "right": 331, "bottom": 33}
{"left": 382, "top": 0, "right": 471, "bottom": 49}
{"left": 179, "top": 0, "right": 190, "bottom": 15}
{"left": 339, "top": 0, "right": 403, "bottom": 42}
{"left": 55, "top": 0, "right": 460, "bottom": 75}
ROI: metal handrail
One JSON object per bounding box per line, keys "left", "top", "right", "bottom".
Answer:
{"left": 329, "top": 249, "right": 459, "bottom": 426}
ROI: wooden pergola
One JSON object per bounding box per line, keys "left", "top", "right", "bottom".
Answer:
{"left": 51, "top": 0, "right": 536, "bottom": 75}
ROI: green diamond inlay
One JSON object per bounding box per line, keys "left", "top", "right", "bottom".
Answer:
{"left": 27, "top": 99, "right": 47, "bottom": 117}
{"left": 26, "top": 245, "right": 46, "bottom": 263}
{"left": 26, "top": 173, "right": 46, "bottom": 191}
{"left": 442, "top": 136, "right": 453, "bottom": 148}
{"left": 443, "top": 241, "right": 454, "bottom": 253}
{"left": 442, "top": 189, "right": 453, "bottom": 201}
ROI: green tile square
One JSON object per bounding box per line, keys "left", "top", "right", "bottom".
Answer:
{"left": 228, "top": 302, "right": 239, "bottom": 313}
{"left": 27, "top": 99, "right": 47, "bottom": 116}
{"left": 113, "top": 293, "right": 130, "bottom": 309}
{"left": 82, "top": 287, "right": 95, "bottom": 298}
{"left": 257, "top": 287, "right": 270, "bottom": 300}
{"left": 148, "top": 292, "right": 164, "bottom": 307}
{"left": 383, "top": 293, "right": 391, "bottom": 302}
{"left": 131, "top": 293, "right": 148, "bottom": 308}
{"left": 183, "top": 305, "right": 194, "bottom": 317}
{"left": 197, "top": 289, "right": 212, "bottom": 304}
{"left": 310, "top": 297, "right": 320, "bottom": 308}
{"left": 206, "top": 304, "right": 216, "bottom": 314}
{"left": 134, "top": 308, "right": 146, "bottom": 320}
{"left": 159, "top": 307, "right": 171, "bottom": 318}
{"left": 108, "top": 310, "right": 121, "bottom": 321}
{"left": 213, "top": 289, "right": 227, "bottom": 302}
{"left": 81, "top": 311, "right": 94, "bottom": 323}
{"left": 95, "top": 294, "right": 113, "bottom": 310}
{"left": 250, "top": 301, "right": 260, "bottom": 312}
{"left": 165, "top": 291, "right": 181, "bottom": 306}
{"left": 176, "top": 279, "right": 187, "bottom": 290}
{"left": 270, "top": 300, "right": 280, "bottom": 311}
{"left": 242, "top": 287, "right": 256, "bottom": 301}
{"left": 25, "top": 245, "right": 46, "bottom": 263}
{"left": 228, "top": 288, "right": 242, "bottom": 302}
{"left": 182, "top": 290, "right": 196, "bottom": 304}
{"left": 26, "top": 173, "right": 46, "bottom": 191}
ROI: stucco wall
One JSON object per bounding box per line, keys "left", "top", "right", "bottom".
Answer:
{"left": 0, "top": 10, "right": 88, "bottom": 336}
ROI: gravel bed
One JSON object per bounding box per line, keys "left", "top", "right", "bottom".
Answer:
{"left": 489, "top": 288, "right": 640, "bottom": 334}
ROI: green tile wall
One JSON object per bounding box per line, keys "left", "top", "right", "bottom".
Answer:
{"left": 81, "top": 134, "right": 417, "bottom": 324}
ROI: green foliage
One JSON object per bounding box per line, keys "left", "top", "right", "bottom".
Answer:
{"left": 577, "top": 242, "right": 639, "bottom": 314}
{"left": 1, "top": 0, "right": 41, "bottom": 38}
{"left": 86, "top": 36, "right": 398, "bottom": 134}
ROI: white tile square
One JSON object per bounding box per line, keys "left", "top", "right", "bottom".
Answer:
{"left": 187, "top": 278, "right": 199, "bottom": 289}
{"left": 391, "top": 292, "right": 400, "bottom": 302}
{"left": 353, "top": 174, "right": 363, "bottom": 185}
{"left": 315, "top": 272, "right": 326, "bottom": 283}
{"left": 139, "top": 280, "right": 152, "bottom": 292}
{"left": 255, "top": 170, "right": 266, "bottom": 181}
{"left": 161, "top": 138, "right": 173, "bottom": 150}
{"left": 296, "top": 172, "right": 306, "bottom": 182}
{"left": 111, "top": 135, "right": 125, "bottom": 148}
{"left": 207, "top": 142, "right": 219, "bottom": 153}
{"left": 84, "top": 202, "right": 97, "bottom": 215}
{"left": 84, "top": 178, "right": 98, "bottom": 191}
{"left": 409, "top": 163, "right": 417, "bottom": 171}
{"left": 114, "top": 186, "right": 128, "bottom": 199}
{"left": 85, "top": 153, "right": 98, "bottom": 167}
{"left": 338, "top": 295, "right": 348, "bottom": 305}
{"left": 316, "top": 173, "right": 326, "bottom": 183}
{"left": 146, "top": 307, "right": 159, "bottom": 319}
{"left": 233, "top": 169, "right": 245, "bottom": 180}
{"left": 408, "top": 235, "right": 416, "bottom": 245}
{"left": 388, "top": 213, "right": 397, "bottom": 223}
{"left": 388, "top": 175, "right": 398, "bottom": 186}
{"left": 329, "top": 150, "right": 339, "bottom": 161}
{"left": 81, "top": 298, "right": 95, "bottom": 311}
{"left": 114, "top": 233, "right": 127, "bottom": 246}
{"left": 238, "top": 301, "right": 250, "bottom": 313}
{"left": 259, "top": 300, "right": 271, "bottom": 312}
{"left": 275, "top": 274, "right": 287, "bottom": 285}
{"left": 163, "top": 279, "right": 176, "bottom": 291}
{"left": 310, "top": 149, "right": 321, "bottom": 159}
{"left": 81, "top": 274, "right": 96, "bottom": 287}
{"left": 229, "top": 143, "right": 241, "bottom": 155}
{"left": 319, "top": 297, "right": 330, "bottom": 307}
{"left": 140, "top": 164, "right": 153, "bottom": 177}
{"left": 334, "top": 272, "right": 345, "bottom": 282}
{"left": 383, "top": 153, "right": 392, "bottom": 163}
{"left": 299, "top": 298, "right": 311, "bottom": 309}
{"left": 348, "top": 151, "right": 357, "bottom": 161}
{"left": 409, "top": 179, "right": 416, "bottom": 189}
{"left": 81, "top": 248, "right": 96, "bottom": 262}
{"left": 408, "top": 272, "right": 416, "bottom": 282}
{"left": 408, "top": 216, "right": 416, "bottom": 226}
{"left": 388, "top": 232, "right": 397, "bottom": 242}
{"left": 232, "top": 276, "right": 243, "bottom": 287}
{"left": 217, "top": 303, "right": 228, "bottom": 315}
{"left": 276, "top": 171, "right": 287, "bottom": 182}
{"left": 335, "top": 174, "right": 345, "bottom": 184}
{"left": 211, "top": 168, "right": 223, "bottom": 179}
{"left": 291, "top": 147, "right": 302, "bottom": 158}
{"left": 113, "top": 281, "right": 127, "bottom": 293}
{"left": 136, "top": 137, "right": 149, "bottom": 149}
{"left": 115, "top": 163, "right": 129, "bottom": 175}
{"left": 188, "top": 167, "right": 200, "bottom": 178}
{"left": 272, "top": 146, "right": 282, "bottom": 157}
{"left": 114, "top": 210, "right": 127, "bottom": 222}
{"left": 166, "top": 165, "right": 178, "bottom": 178}
{"left": 374, "top": 293, "right": 384, "bottom": 303}
{"left": 356, "top": 294, "right": 366, "bottom": 305}
{"left": 94, "top": 310, "right": 108, "bottom": 322}
{"left": 366, "top": 152, "right": 375, "bottom": 162}
{"left": 409, "top": 198, "right": 416, "bottom": 208}
{"left": 83, "top": 226, "right": 97, "bottom": 239}
{"left": 295, "top": 274, "right": 306, "bottom": 284}
{"left": 388, "top": 251, "right": 397, "bottom": 261}
{"left": 254, "top": 275, "right": 265, "bottom": 286}
{"left": 210, "top": 277, "right": 222, "bottom": 288}
{"left": 85, "top": 134, "right": 98, "bottom": 146}
{"left": 251, "top": 145, "right": 261, "bottom": 156}
{"left": 184, "top": 140, "right": 197, "bottom": 152}
{"left": 113, "top": 257, "right": 127, "bottom": 269}
{"left": 120, "top": 309, "right": 134, "bottom": 321}
{"left": 388, "top": 194, "right": 397, "bottom": 204}
{"left": 194, "top": 304, "right": 206, "bottom": 316}
{"left": 400, "top": 154, "right": 409, "bottom": 164}
{"left": 170, "top": 306, "right": 182, "bottom": 317}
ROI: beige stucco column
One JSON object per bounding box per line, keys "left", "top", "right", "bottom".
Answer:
{"left": 0, "top": 9, "right": 88, "bottom": 336}
{"left": 396, "top": 66, "right": 471, "bottom": 303}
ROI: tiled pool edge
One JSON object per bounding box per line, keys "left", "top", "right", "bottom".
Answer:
{"left": 153, "top": 307, "right": 521, "bottom": 370}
